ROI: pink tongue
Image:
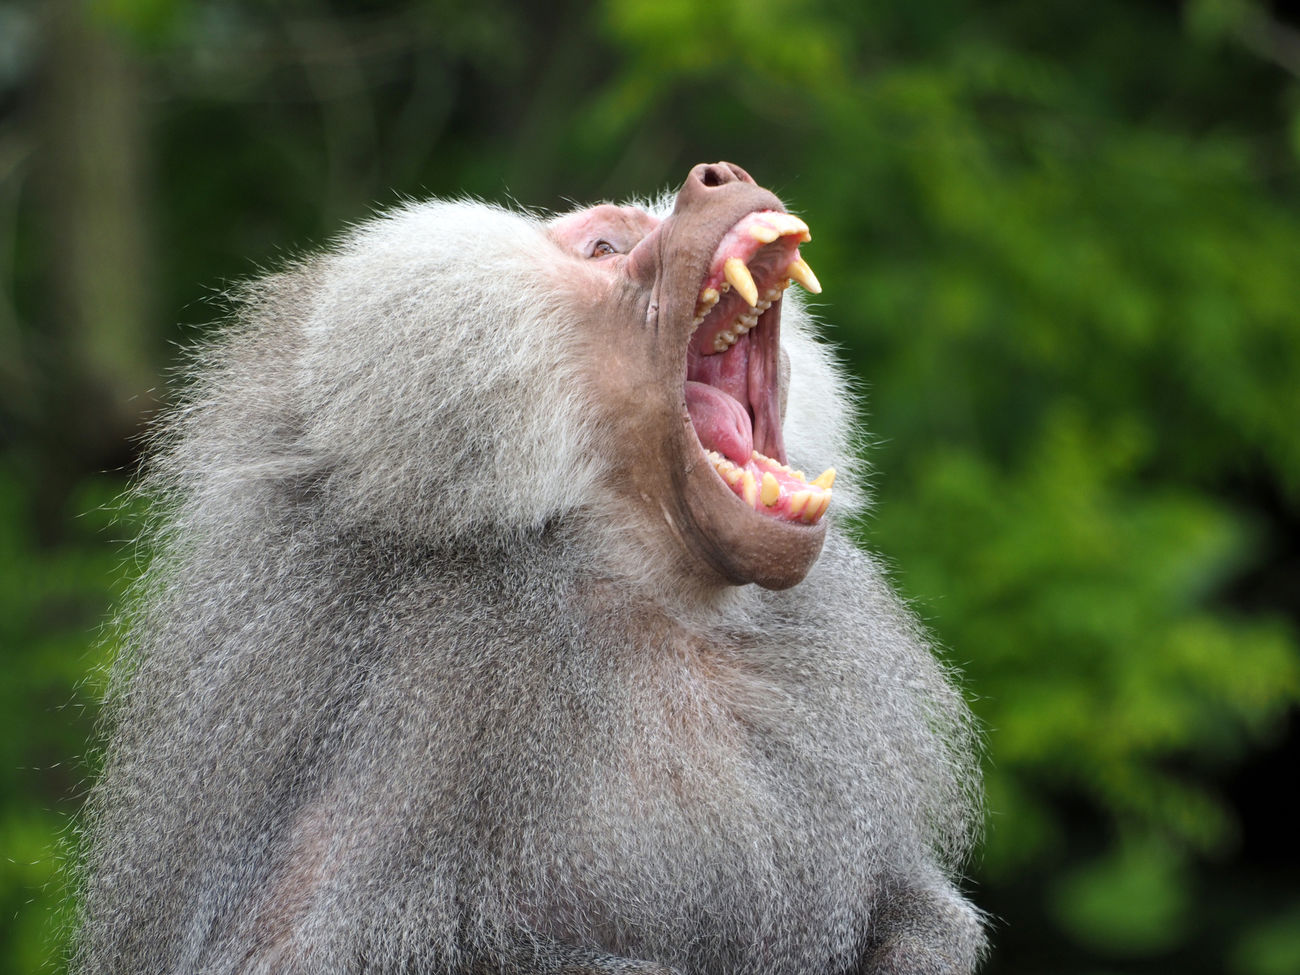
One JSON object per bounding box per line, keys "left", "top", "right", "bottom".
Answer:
{"left": 686, "top": 381, "right": 753, "bottom": 465}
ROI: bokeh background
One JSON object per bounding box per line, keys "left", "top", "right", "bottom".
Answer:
{"left": 3, "top": 0, "right": 1298, "bottom": 972}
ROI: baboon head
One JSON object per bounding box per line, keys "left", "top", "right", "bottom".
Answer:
{"left": 548, "top": 162, "right": 830, "bottom": 590}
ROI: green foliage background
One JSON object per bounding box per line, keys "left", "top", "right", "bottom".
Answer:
{"left": 2, "top": 1, "right": 1297, "bottom": 972}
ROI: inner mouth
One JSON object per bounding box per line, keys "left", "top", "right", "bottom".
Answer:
{"left": 684, "top": 210, "right": 834, "bottom": 525}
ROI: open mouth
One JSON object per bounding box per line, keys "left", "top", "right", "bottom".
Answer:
{"left": 684, "top": 210, "right": 833, "bottom": 525}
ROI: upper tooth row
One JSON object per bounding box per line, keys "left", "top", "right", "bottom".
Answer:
{"left": 710, "top": 284, "right": 787, "bottom": 351}
{"left": 692, "top": 254, "right": 822, "bottom": 328}
{"left": 748, "top": 213, "right": 812, "bottom": 244}
{"left": 692, "top": 288, "right": 721, "bottom": 327}
{"left": 726, "top": 253, "right": 821, "bottom": 312}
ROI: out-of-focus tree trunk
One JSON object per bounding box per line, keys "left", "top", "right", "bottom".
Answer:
{"left": 37, "top": 0, "right": 156, "bottom": 490}
{"left": 24, "top": 0, "right": 158, "bottom": 538}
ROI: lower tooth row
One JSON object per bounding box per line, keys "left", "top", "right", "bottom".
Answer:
{"left": 752, "top": 449, "right": 804, "bottom": 482}
{"left": 789, "top": 490, "right": 831, "bottom": 522}
{"left": 707, "top": 450, "right": 744, "bottom": 486}
{"left": 705, "top": 450, "right": 833, "bottom": 521}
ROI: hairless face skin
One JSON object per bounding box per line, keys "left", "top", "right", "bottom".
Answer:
{"left": 548, "top": 162, "right": 829, "bottom": 591}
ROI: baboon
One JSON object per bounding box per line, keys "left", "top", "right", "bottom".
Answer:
{"left": 73, "top": 162, "right": 986, "bottom": 974}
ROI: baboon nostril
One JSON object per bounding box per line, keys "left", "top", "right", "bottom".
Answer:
{"left": 700, "top": 166, "right": 727, "bottom": 187}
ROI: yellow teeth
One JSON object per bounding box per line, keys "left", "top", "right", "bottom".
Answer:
{"left": 724, "top": 257, "right": 759, "bottom": 308}
{"left": 748, "top": 213, "right": 811, "bottom": 244}
{"left": 802, "top": 491, "right": 831, "bottom": 523}
{"left": 754, "top": 450, "right": 803, "bottom": 480}
{"left": 769, "top": 213, "right": 812, "bottom": 240}
{"left": 788, "top": 490, "right": 810, "bottom": 518}
{"left": 710, "top": 289, "right": 783, "bottom": 352}
{"left": 711, "top": 305, "right": 761, "bottom": 352}
{"left": 693, "top": 287, "right": 719, "bottom": 321}
{"left": 708, "top": 451, "right": 744, "bottom": 486}
{"left": 810, "top": 467, "right": 836, "bottom": 490}
{"left": 707, "top": 448, "right": 832, "bottom": 523}
{"left": 787, "top": 257, "right": 822, "bottom": 295}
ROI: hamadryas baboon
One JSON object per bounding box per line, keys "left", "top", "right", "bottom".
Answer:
{"left": 73, "top": 162, "right": 985, "bottom": 975}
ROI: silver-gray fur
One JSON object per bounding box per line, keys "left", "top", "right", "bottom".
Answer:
{"left": 72, "top": 196, "right": 985, "bottom": 974}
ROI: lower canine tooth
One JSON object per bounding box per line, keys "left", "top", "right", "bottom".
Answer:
{"left": 724, "top": 258, "right": 759, "bottom": 308}
{"left": 760, "top": 472, "right": 780, "bottom": 507}
{"left": 810, "top": 468, "right": 836, "bottom": 490}
{"left": 740, "top": 470, "right": 758, "bottom": 508}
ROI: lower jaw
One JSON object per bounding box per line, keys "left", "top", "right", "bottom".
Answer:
{"left": 662, "top": 438, "right": 830, "bottom": 590}
{"left": 689, "top": 495, "right": 829, "bottom": 590}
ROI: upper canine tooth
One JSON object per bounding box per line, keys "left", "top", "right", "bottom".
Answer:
{"left": 724, "top": 258, "right": 759, "bottom": 307}
{"left": 787, "top": 257, "right": 822, "bottom": 295}
{"left": 750, "top": 225, "right": 780, "bottom": 244}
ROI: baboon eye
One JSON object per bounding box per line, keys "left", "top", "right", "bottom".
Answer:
{"left": 589, "top": 240, "right": 618, "bottom": 258}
